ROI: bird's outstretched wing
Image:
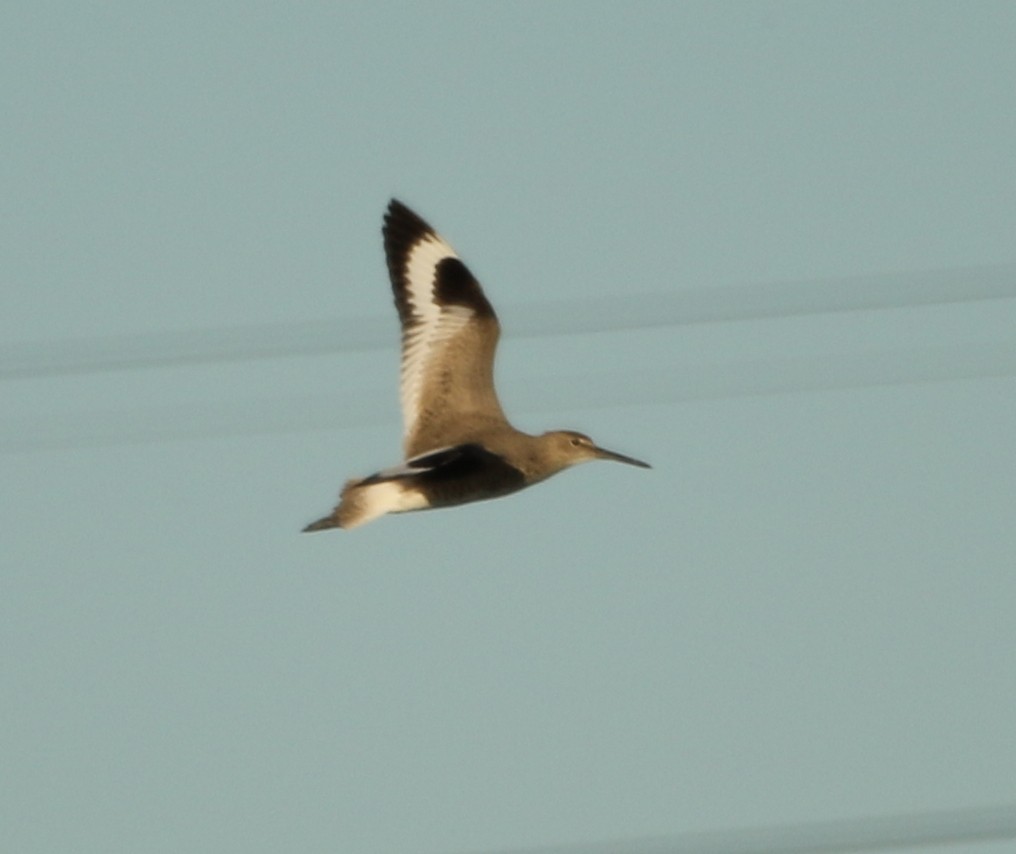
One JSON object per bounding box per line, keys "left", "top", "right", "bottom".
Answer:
{"left": 361, "top": 444, "right": 497, "bottom": 483}
{"left": 383, "top": 200, "right": 509, "bottom": 458}
{"left": 361, "top": 443, "right": 527, "bottom": 507}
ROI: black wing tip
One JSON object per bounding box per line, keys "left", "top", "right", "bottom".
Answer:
{"left": 383, "top": 199, "right": 439, "bottom": 284}
{"left": 384, "top": 199, "right": 434, "bottom": 240}
{"left": 382, "top": 200, "right": 498, "bottom": 321}
{"left": 386, "top": 197, "right": 412, "bottom": 217}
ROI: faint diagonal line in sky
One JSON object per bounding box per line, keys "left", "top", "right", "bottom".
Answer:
{"left": 3, "top": 340, "right": 1014, "bottom": 452}
{"left": 463, "top": 802, "right": 1016, "bottom": 854}
{"left": 2, "top": 263, "right": 1015, "bottom": 379}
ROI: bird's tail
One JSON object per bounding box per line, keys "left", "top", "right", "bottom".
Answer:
{"left": 302, "top": 513, "right": 342, "bottom": 532}
{"left": 302, "top": 477, "right": 417, "bottom": 532}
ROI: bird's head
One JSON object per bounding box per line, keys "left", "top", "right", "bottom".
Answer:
{"left": 541, "top": 430, "right": 651, "bottom": 471}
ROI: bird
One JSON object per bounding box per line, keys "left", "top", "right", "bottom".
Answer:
{"left": 303, "top": 200, "right": 650, "bottom": 531}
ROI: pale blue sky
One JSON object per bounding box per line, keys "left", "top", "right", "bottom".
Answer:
{"left": 3, "top": 3, "right": 1016, "bottom": 853}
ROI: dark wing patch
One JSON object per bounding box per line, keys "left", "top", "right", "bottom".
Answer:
{"left": 407, "top": 444, "right": 483, "bottom": 473}
{"left": 361, "top": 443, "right": 526, "bottom": 504}
{"left": 363, "top": 444, "right": 494, "bottom": 483}
{"left": 434, "top": 257, "right": 496, "bottom": 318}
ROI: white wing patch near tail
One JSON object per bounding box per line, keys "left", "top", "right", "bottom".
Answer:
{"left": 339, "top": 479, "right": 429, "bottom": 529}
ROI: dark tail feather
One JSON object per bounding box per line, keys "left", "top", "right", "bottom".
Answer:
{"left": 302, "top": 513, "right": 340, "bottom": 533}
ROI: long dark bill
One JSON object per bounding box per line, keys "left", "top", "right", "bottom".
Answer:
{"left": 592, "top": 446, "right": 651, "bottom": 469}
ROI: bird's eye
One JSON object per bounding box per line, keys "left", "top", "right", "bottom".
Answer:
{"left": 570, "top": 437, "right": 582, "bottom": 446}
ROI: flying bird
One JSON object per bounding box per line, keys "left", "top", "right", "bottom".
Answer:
{"left": 303, "top": 200, "right": 649, "bottom": 531}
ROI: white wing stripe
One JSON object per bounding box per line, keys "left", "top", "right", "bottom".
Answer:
{"left": 399, "top": 234, "right": 476, "bottom": 437}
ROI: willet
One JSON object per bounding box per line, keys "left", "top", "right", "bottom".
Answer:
{"left": 303, "top": 200, "right": 650, "bottom": 531}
